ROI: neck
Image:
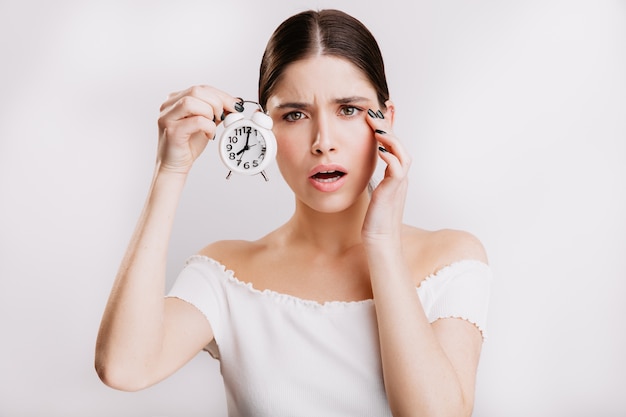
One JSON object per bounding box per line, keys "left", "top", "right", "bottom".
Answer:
{"left": 284, "top": 191, "right": 370, "bottom": 255}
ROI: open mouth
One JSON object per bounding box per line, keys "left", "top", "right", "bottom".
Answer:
{"left": 311, "top": 170, "right": 346, "bottom": 183}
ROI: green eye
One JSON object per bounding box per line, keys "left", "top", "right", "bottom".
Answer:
{"left": 340, "top": 106, "right": 359, "bottom": 116}
{"left": 284, "top": 111, "right": 304, "bottom": 122}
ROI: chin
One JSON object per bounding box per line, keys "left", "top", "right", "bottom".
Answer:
{"left": 302, "top": 188, "right": 369, "bottom": 214}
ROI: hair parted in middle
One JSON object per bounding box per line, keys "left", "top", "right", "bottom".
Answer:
{"left": 258, "top": 9, "right": 390, "bottom": 111}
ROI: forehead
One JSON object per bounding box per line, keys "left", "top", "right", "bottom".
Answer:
{"left": 267, "top": 55, "right": 377, "bottom": 106}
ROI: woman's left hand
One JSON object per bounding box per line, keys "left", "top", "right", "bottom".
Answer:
{"left": 361, "top": 107, "right": 412, "bottom": 244}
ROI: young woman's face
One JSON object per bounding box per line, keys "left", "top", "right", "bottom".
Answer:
{"left": 266, "top": 55, "right": 381, "bottom": 213}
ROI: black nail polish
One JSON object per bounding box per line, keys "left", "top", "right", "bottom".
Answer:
{"left": 375, "top": 129, "right": 386, "bottom": 135}
{"left": 368, "top": 109, "right": 377, "bottom": 118}
{"left": 220, "top": 112, "right": 226, "bottom": 121}
{"left": 378, "top": 146, "right": 389, "bottom": 153}
{"left": 376, "top": 110, "right": 384, "bottom": 119}
{"left": 235, "top": 102, "right": 244, "bottom": 112}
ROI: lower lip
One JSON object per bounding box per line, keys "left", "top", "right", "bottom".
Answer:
{"left": 308, "top": 175, "right": 347, "bottom": 192}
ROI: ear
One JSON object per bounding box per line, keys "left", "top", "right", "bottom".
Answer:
{"left": 384, "top": 100, "right": 396, "bottom": 126}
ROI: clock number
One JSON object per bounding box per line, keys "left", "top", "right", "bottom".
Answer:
{"left": 234, "top": 127, "right": 252, "bottom": 136}
{"left": 229, "top": 153, "right": 236, "bottom": 160}
{"left": 229, "top": 136, "right": 238, "bottom": 144}
{"left": 226, "top": 144, "right": 232, "bottom": 151}
{"left": 253, "top": 160, "right": 259, "bottom": 168}
{"left": 243, "top": 162, "right": 250, "bottom": 169}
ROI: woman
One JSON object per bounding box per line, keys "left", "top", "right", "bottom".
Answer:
{"left": 96, "top": 9, "right": 491, "bottom": 417}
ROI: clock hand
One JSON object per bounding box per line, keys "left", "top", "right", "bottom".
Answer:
{"left": 236, "top": 131, "right": 252, "bottom": 155}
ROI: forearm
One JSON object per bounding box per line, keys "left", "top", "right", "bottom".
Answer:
{"left": 366, "top": 240, "right": 468, "bottom": 417}
{"left": 95, "top": 166, "right": 187, "bottom": 385}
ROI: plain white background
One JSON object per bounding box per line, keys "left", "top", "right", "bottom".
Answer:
{"left": 1, "top": 1, "right": 624, "bottom": 416}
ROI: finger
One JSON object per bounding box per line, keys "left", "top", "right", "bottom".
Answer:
{"left": 364, "top": 107, "right": 412, "bottom": 178}
{"left": 160, "top": 85, "right": 219, "bottom": 111}
{"left": 364, "top": 109, "right": 409, "bottom": 163}
{"left": 160, "top": 85, "right": 243, "bottom": 122}
{"left": 376, "top": 131, "right": 411, "bottom": 165}
{"left": 370, "top": 121, "right": 412, "bottom": 176}
{"left": 167, "top": 115, "right": 217, "bottom": 141}
{"left": 377, "top": 143, "right": 404, "bottom": 178}
{"left": 161, "top": 95, "right": 216, "bottom": 125}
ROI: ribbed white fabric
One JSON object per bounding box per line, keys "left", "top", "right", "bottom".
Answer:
{"left": 166, "top": 255, "right": 492, "bottom": 417}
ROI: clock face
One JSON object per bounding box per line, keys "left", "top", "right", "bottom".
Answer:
{"left": 221, "top": 124, "right": 268, "bottom": 173}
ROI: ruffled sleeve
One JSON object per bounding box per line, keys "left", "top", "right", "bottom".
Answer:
{"left": 416, "top": 260, "right": 493, "bottom": 338}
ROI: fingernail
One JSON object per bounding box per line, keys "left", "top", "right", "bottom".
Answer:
{"left": 375, "top": 129, "right": 386, "bottom": 135}
{"left": 376, "top": 110, "right": 384, "bottom": 119}
{"left": 368, "top": 109, "right": 377, "bottom": 118}
{"left": 220, "top": 112, "right": 226, "bottom": 121}
{"left": 378, "top": 146, "right": 389, "bottom": 153}
{"left": 235, "top": 102, "right": 244, "bottom": 112}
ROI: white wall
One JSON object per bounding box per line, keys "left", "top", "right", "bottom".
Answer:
{"left": 1, "top": 1, "right": 624, "bottom": 416}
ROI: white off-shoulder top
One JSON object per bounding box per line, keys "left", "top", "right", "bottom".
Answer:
{"left": 166, "top": 255, "right": 492, "bottom": 417}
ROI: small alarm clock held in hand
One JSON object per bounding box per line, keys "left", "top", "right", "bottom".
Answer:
{"left": 217, "top": 100, "right": 277, "bottom": 181}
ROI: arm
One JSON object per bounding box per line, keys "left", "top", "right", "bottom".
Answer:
{"left": 363, "top": 106, "right": 486, "bottom": 417}
{"left": 366, "top": 231, "right": 486, "bottom": 417}
{"left": 95, "top": 86, "right": 242, "bottom": 391}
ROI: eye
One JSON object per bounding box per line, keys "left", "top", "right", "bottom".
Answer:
{"left": 283, "top": 111, "right": 305, "bottom": 122}
{"left": 339, "top": 106, "right": 361, "bottom": 117}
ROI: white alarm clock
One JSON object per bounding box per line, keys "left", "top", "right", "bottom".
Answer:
{"left": 217, "top": 101, "right": 277, "bottom": 181}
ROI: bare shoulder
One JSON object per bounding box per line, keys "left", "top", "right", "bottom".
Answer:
{"left": 197, "top": 239, "right": 265, "bottom": 270}
{"left": 195, "top": 226, "right": 286, "bottom": 271}
{"left": 429, "top": 227, "right": 488, "bottom": 265}
{"left": 401, "top": 225, "right": 488, "bottom": 280}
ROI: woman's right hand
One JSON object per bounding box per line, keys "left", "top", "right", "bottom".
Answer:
{"left": 156, "top": 85, "right": 243, "bottom": 174}
{"left": 97, "top": 86, "right": 242, "bottom": 390}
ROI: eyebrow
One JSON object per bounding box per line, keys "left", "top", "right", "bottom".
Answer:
{"left": 274, "top": 96, "right": 371, "bottom": 110}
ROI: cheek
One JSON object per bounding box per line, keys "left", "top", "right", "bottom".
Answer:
{"left": 274, "top": 132, "right": 306, "bottom": 176}
{"left": 275, "top": 135, "right": 297, "bottom": 165}
{"left": 274, "top": 123, "right": 312, "bottom": 163}
{"left": 364, "top": 139, "right": 379, "bottom": 172}
{"left": 356, "top": 130, "right": 380, "bottom": 178}
{"left": 352, "top": 127, "right": 378, "bottom": 161}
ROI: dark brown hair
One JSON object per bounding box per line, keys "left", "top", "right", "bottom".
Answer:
{"left": 259, "top": 9, "right": 389, "bottom": 110}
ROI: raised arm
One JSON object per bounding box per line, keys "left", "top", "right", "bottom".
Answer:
{"left": 363, "top": 105, "right": 488, "bottom": 417}
{"left": 95, "top": 86, "right": 242, "bottom": 391}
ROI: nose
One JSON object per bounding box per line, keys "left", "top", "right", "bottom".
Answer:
{"left": 311, "top": 116, "right": 336, "bottom": 155}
